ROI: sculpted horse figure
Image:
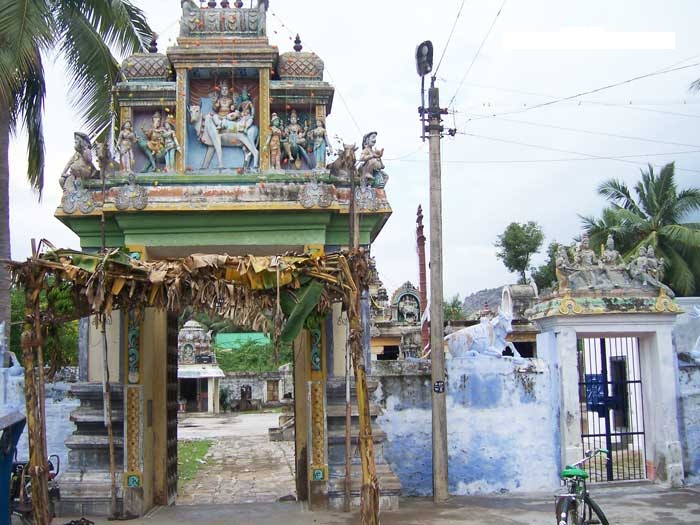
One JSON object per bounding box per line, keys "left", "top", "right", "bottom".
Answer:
{"left": 189, "top": 105, "right": 260, "bottom": 171}
{"left": 327, "top": 143, "right": 357, "bottom": 181}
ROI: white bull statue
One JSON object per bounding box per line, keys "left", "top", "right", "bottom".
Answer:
{"left": 189, "top": 105, "right": 260, "bottom": 171}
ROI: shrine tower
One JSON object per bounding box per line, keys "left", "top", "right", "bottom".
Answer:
{"left": 54, "top": 0, "right": 395, "bottom": 516}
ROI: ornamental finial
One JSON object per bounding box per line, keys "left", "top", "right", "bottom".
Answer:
{"left": 293, "top": 34, "right": 303, "bottom": 52}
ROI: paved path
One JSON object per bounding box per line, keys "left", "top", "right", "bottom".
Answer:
{"left": 176, "top": 412, "right": 296, "bottom": 505}
{"left": 56, "top": 485, "right": 700, "bottom": 524}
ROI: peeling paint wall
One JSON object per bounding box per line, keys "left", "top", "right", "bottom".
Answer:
{"left": 373, "top": 358, "right": 559, "bottom": 496}
{"left": 674, "top": 298, "right": 700, "bottom": 484}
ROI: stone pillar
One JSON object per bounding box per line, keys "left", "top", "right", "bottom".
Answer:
{"left": 556, "top": 327, "right": 583, "bottom": 468}
{"left": 258, "top": 67, "right": 270, "bottom": 171}
{"left": 175, "top": 68, "right": 187, "bottom": 173}
{"left": 123, "top": 310, "right": 145, "bottom": 514}
{"left": 207, "top": 378, "right": 215, "bottom": 413}
{"left": 642, "top": 328, "right": 685, "bottom": 486}
{"left": 416, "top": 205, "right": 428, "bottom": 352}
{"left": 308, "top": 324, "right": 328, "bottom": 509}
{"left": 78, "top": 317, "right": 90, "bottom": 382}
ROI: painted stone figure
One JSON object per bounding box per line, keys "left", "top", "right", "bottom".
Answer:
{"left": 117, "top": 120, "right": 137, "bottom": 172}
{"left": 311, "top": 118, "right": 330, "bottom": 169}
{"left": 282, "top": 110, "right": 311, "bottom": 169}
{"left": 162, "top": 119, "right": 181, "bottom": 172}
{"left": 263, "top": 113, "right": 283, "bottom": 170}
{"left": 138, "top": 111, "right": 167, "bottom": 172}
{"left": 60, "top": 132, "right": 97, "bottom": 190}
{"left": 189, "top": 80, "right": 259, "bottom": 171}
{"left": 358, "top": 131, "right": 386, "bottom": 186}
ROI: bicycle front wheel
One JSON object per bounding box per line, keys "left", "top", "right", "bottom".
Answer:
{"left": 580, "top": 495, "right": 609, "bottom": 525}
{"left": 555, "top": 496, "right": 581, "bottom": 525}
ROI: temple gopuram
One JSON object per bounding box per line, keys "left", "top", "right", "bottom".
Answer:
{"left": 54, "top": 0, "right": 397, "bottom": 516}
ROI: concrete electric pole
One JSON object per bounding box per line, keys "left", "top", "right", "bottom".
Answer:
{"left": 416, "top": 40, "right": 449, "bottom": 503}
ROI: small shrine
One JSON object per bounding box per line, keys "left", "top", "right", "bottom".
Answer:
{"left": 369, "top": 263, "right": 422, "bottom": 360}
{"left": 177, "top": 320, "right": 224, "bottom": 413}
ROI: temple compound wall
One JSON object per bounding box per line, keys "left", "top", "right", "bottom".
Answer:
{"left": 674, "top": 297, "right": 700, "bottom": 484}
{"left": 372, "top": 359, "right": 559, "bottom": 496}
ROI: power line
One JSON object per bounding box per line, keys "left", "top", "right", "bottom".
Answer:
{"left": 456, "top": 131, "right": 700, "bottom": 173}
{"left": 391, "top": 149, "right": 700, "bottom": 165}
{"left": 447, "top": 0, "right": 507, "bottom": 109}
{"left": 466, "top": 60, "right": 700, "bottom": 122}
{"left": 479, "top": 116, "right": 700, "bottom": 149}
{"left": 434, "top": 0, "right": 468, "bottom": 75}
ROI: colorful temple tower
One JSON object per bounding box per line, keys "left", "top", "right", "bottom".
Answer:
{"left": 55, "top": 0, "right": 395, "bottom": 516}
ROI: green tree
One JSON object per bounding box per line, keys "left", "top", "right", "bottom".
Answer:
{"left": 0, "top": 1, "right": 151, "bottom": 346}
{"left": 10, "top": 283, "right": 78, "bottom": 378}
{"left": 581, "top": 162, "right": 700, "bottom": 296}
{"left": 495, "top": 221, "right": 545, "bottom": 284}
{"left": 443, "top": 294, "right": 466, "bottom": 322}
{"left": 531, "top": 242, "right": 562, "bottom": 291}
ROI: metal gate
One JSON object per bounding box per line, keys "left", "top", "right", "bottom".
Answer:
{"left": 166, "top": 313, "right": 179, "bottom": 503}
{"left": 578, "top": 337, "right": 646, "bottom": 482}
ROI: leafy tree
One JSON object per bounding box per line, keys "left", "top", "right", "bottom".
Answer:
{"left": 581, "top": 162, "right": 700, "bottom": 296}
{"left": 443, "top": 294, "right": 466, "bottom": 322}
{"left": 495, "top": 221, "right": 545, "bottom": 284}
{"left": 0, "top": 1, "right": 151, "bottom": 347}
{"left": 531, "top": 242, "right": 562, "bottom": 291}
{"left": 214, "top": 341, "right": 292, "bottom": 373}
{"left": 10, "top": 283, "right": 78, "bottom": 378}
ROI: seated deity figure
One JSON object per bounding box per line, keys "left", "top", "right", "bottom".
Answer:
{"left": 571, "top": 234, "right": 599, "bottom": 289}
{"left": 282, "top": 110, "right": 311, "bottom": 169}
{"left": 646, "top": 246, "right": 665, "bottom": 282}
{"left": 598, "top": 234, "right": 628, "bottom": 288}
{"left": 60, "top": 132, "right": 97, "bottom": 190}
{"left": 358, "top": 131, "right": 386, "bottom": 186}
{"left": 117, "top": 120, "right": 136, "bottom": 172}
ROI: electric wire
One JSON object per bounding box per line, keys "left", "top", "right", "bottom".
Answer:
{"left": 433, "top": 0, "right": 468, "bottom": 76}
{"left": 447, "top": 0, "right": 507, "bottom": 109}
{"left": 456, "top": 131, "right": 700, "bottom": 173}
{"left": 391, "top": 149, "right": 700, "bottom": 165}
{"left": 477, "top": 117, "right": 700, "bottom": 149}
{"left": 465, "top": 60, "right": 700, "bottom": 122}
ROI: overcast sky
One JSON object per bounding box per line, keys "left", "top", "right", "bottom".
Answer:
{"left": 8, "top": 0, "right": 700, "bottom": 298}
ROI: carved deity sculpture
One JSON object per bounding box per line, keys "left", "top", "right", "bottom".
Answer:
{"left": 162, "top": 119, "right": 181, "bottom": 172}
{"left": 311, "top": 118, "right": 330, "bottom": 169}
{"left": 117, "top": 120, "right": 137, "bottom": 172}
{"left": 600, "top": 235, "right": 623, "bottom": 267}
{"left": 598, "top": 235, "right": 627, "bottom": 288}
{"left": 60, "top": 132, "right": 97, "bottom": 191}
{"left": 138, "top": 112, "right": 166, "bottom": 172}
{"left": 282, "top": 110, "right": 311, "bottom": 169}
{"left": 573, "top": 234, "right": 599, "bottom": 288}
{"left": 263, "top": 113, "right": 283, "bottom": 170}
{"left": 358, "top": 131, "right": 386, "bottom": 187}
{"left": 555, "top": 245, "right": 574, "bottom": 292}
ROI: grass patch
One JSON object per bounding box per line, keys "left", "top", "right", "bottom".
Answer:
{"left": 177, "top": 439, "right": 212, "bottom": 491}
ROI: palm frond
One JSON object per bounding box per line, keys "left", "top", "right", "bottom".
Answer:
{"left": 16, "top": 50, "right": 46, "bottom": 195}
{"left": 55, "top": 6, "right": 121, "bottom": 135}
{"left": 597, "top": 179, "right": 641, "bottom": 214}
{"left": 74, "top": 0, "right": 151, "bottom": 55}
{"left": 659, "top": 224, "right": 700, "bottom": 252}
{"left": 675, "top": 188, "right": 700, "bottom": 220}
{"left": 660, "top": 244, "right": 696, "bottom": 296}
{"left": 0, "top": 0, "right": 53, "bottom": 105}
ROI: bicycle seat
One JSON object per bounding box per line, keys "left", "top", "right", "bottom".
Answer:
{"left": 561, "top": 466, "right": 588, "bottom": 479}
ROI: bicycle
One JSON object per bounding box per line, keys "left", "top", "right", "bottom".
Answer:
{"left": 555, "top": 448, "right": 609, "bottom": 525}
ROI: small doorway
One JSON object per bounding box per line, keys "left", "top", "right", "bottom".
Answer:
{"left": 578, "top": 336, "right": 646, "bottom": 482}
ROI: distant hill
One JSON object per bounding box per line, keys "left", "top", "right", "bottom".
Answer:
{"left": 461, "top": 287, "right": 503, "bottom": 318}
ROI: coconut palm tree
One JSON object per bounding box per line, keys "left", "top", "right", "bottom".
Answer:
{"left": 0, "top": 0, "right": 152, "bottom": 343}
{"left": 582, "top": 162, "right": 700, "bottom": 296}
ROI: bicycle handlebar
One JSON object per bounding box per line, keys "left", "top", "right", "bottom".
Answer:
{"left": 570, "top": 448, "right": 609, "bottom": 468}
